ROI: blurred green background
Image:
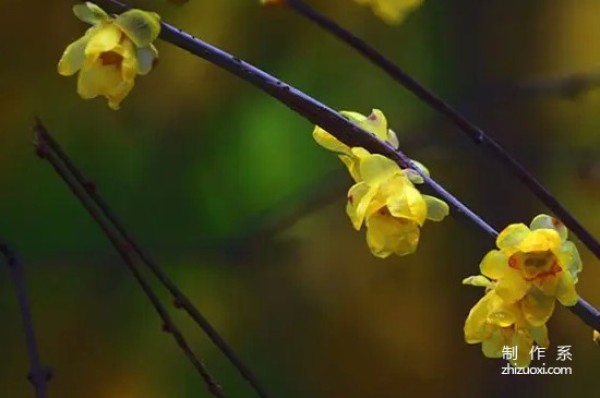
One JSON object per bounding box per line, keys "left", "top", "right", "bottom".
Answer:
{"left": 1, "top": 0, "right": 600, "bottom": 396}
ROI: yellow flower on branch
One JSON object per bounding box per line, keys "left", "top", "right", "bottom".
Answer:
{"left": 313, "top": 108, "right": 448, "bottom": 257}
{"left": 479, "top": 214, "right": 582, "bottom": 326}
{"left": 354, "top": 0, "right": 424, "bottom": 24}
{"left": 58, "top": 2, "right": 161, "bottom": 109}
{"left": 346, "top": 151, "right": 448, "bottom": 257}
{"left": 463, "top": 276, "right": 549, "bottom": 368}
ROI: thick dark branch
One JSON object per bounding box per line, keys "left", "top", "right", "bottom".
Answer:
{"left": 79, "top": 0, "right": 600, "bottom": 332}
{"left": 283, "top": 0, "right": 600, "bottom": 262}
{"left": 0, "top": 243, "right": 50, "bottom": 398}
{"left": 34, "top": 123, "right": 224, "bottom": 398}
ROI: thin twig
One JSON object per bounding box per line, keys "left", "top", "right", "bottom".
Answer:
{"left": 283, "top": 0, "right": 600, "bottom": 262}
{"left": 0, "top": 243, "right": 51, "bottom": 398}
{"left": 34, "top": 120, "right": 269, "bottom": 398}
{"left": 34, "top": 126, "right": 225, "bottom": 398}
{"left": 80, "top": 0, "right": 600, "bottom": 331}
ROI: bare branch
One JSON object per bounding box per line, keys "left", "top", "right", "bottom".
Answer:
{"left": 34, "top": 122, "right": 225, "bottom": 398}
{"left": 0, "top": 243, "right": 51, "bottom": 398}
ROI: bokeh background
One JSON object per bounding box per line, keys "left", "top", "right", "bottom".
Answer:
{"left": 1, "top": 0, "right": 600, "bottom": 396}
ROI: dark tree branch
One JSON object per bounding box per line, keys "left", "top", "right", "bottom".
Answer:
{"left": 71, "top": 0, "right": 600, "bottom": 337}
{"left": 34, "top": 123, "right": 225, "bottom": 398}
{"left": 282, "top": 0, "right": 600, "bottom": 263}
{"left": 35, "top": 119, "right": 270, "bottom": 398}
{"left": 0, "top": 243, "right": 51, "bottom": 398}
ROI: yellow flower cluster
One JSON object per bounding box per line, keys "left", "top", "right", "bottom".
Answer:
{"left": 354, "top": 0, "right": 424, "bottom": 24}
{"left": 313, "top": 109, "right": 449, "bottom": 258}
{"left": 58, "top": 2, "right": 161, "bottom": 109}
{"left": 463, "top": 215, "right": 583, "bottom": 367}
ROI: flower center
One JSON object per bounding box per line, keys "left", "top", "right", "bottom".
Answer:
{"left": 508, "top": 250, "right": 561, "bottom": 281}
{"left": 100, "top": 51, "right": 124, "bottom": 67}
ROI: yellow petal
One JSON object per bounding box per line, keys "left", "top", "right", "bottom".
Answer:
{"left": 312, "top": 126, "right": 350, "bottom": 154}
{"left": 462, "top": 275, "right": 492, "bottom": 288}
{"left": 359, "top": 154, "right": 402, "bottom": 186}
{"left": 513, "top": 331, "right": 534, "bottom": 368}
{"left": 346, "top": 182, "right": 376, "bottom": 230}
{"left": 481, "top": 330, "right": 505, "bottom": 358}
{"left": 385, "top": 182, "right": 427, "bottom": 226}
{"left": 58, "top": 32, "right": 93, "bottom": 76}
{"left": 423, "top": 195, "right": 449, "bottom": 222}
{"left": 73, "top": 2, "right": 109, "bottom": 25}
{"left": 479, "top": 250, "right": 507, "bottom": 279}
{"left": 518, "top": 229, "right": 561, "bottom": 253}
{"left": 531, "top": 324, "right": 549, "bottom": 347}
{"left": 136, "top": 44, "right": 158, "bottom": 75}
{"left": 365, "top": 212, "right": 419, "bottom": 257}
{"left": 339, "top": 154, "right": 362, "bottom": 182}
{"left": 85, "top": 23, "right": 122, "bottom": 58}
{"left": 521, "top": 289, "right": 556, "bottom": 326}
{"left": 77, "top": 61, "right": 134, "bottom": 110}
{"left": 494, "top": 267, "right": 529, "bottom": 303}
{"left": 114, "top": 9, "right": 161, "bottom": 48}
{"left": 530, "top": 214, "right": 568, "bottom": 241}
{"left": 387, "top": 128, "right": 399, "bottom": 148}
{"left": 496, "top": 223, "right": 530, "bottom": 250}
{"left": 556, "top": 271, "right": 579, "bottom": 306}
{"left": 557, "top": 241, "right": 583, "bottom": 281}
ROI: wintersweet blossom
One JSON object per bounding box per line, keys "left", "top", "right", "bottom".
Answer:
{"left": 354, "top": 0, "right": 424, "bottom": 24}
{"left": 345, "top": 151, "right": 448, "bottom": 257}
{"left": 313, "top": 109, "right": 448, "bottom": 257}
{"left": 463, "top": 276, "right": 549, "bottom": 368}
{"left": 479, "top": 215, "right": 582, "bottom": 326}
{"left": 313, "top": 109, "right": 399, "bottom": 182}
{"left": 58, "top": 2, "right": 161, "bottom": 109}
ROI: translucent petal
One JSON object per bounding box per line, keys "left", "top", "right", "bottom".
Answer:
{"left": 404, "top": 169, "right": 423, "bottom": 184}
{"left": 494, "top": 267, "right": 528, "bottom": 303}
{"left": 387, "top": 128, "right": 399, "bottom": 148}
{"left": 521, "top": 289, "right": 556, "bottom": 326}
{"left": 479, "top": 250, "right": 507, "bottom": 279}
{"left": 530, "top": 214, "right": 568, "bottom": 241}
{"left": 464, "top": 291, "right": 496, "bottom": 343}
{"left": 423, "top": 195, "right": 449, "bottom": 222}
{"left": 513, "top": 331, "right": 534, "bottom": 368}
{"left": 557, "top": 241, "right": 583, "bottom": 281}
{"left": 73, "top": 2, "right": 109, "bottom": 25}
{"left": 481, "top": 330, "right": 505, "bottom": 358}
{"left": 496, "top": 223, "right": 530, "bottom": 250}
{"left": 410, "top": 159, "right": 430, "bottom": 178}
{"left": 361, "top": 109, "right": 389, "bottom": 141}
{"left": 556, "top": 271, "right": 579, "bottom": 306}
{"left": 359, "top": 154, "right": 402, "bottom": 186}
{"left": 312, "top": 126, "right": 349, "bottom": 154}
{"left": 114, "top": 9, "right": 161, "bottom": 48}
{"left": 346, "top": 182, "right": 376, "bottom": 230}
{"left": 58, "top": 33, "right": 92, "bottom": 76}
{"left": 462, "top": 275, "right": 492, "bottom": 288}
{"left": 136, "top": 44, "right": 158, "bottom": 75}
{"left": 530, "top": 324, "right": 549, "bottom": 347}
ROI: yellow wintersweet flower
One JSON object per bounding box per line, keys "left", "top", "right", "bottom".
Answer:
{"left": 313, "top": 109, "right": 399, "bottom": 180}
{"left": 346, "top": 151, "right": 448, "bottom": 257}
{"left": 479, "top": 215, "right": 582, "bottom": 326}
{"left": 354, "top": 0, "right": 424, "bottom": 24}
{"left": 463, "top": 276, "right": 549, "bottom": 368}
{"left": 594, "top": 330, "right": 600, "bottom": 346}
{"left": 58, "top": 2, "right": 161, "bottom": 109}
